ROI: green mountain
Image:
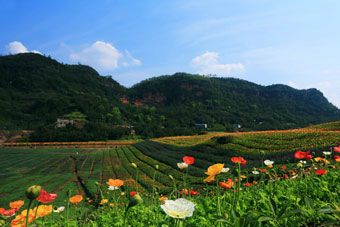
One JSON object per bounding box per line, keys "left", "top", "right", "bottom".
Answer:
{"left": 0, "top": 53, "right": 339, "bottom": 140}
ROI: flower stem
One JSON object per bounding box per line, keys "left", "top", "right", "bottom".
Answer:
{"left": 25, "top": 199, "right": 33, "bottom": 227}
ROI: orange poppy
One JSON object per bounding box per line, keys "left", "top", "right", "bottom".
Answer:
{"left": 219, "top": 179, "right": 234, "bottom": 189}
{"left": 204, "top": 163, "right": 224, "bottom": 183}
{"left": 107, "top": 179, "right": 124, "bottom": 187}
{"left": 69, "top": 195, "right": 83, "bottom": 204}
{"left": 9, "top": 200, "right": 24, "bottom": 210}
{"left": 11, "top": 209, "right": 35, "bottom": 227}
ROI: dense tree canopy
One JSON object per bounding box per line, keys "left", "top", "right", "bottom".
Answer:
{"left": 0, "top": 53, "right": 339, "bottom": 141}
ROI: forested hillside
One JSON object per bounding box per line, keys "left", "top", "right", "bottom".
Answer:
{"left": 0, "top": 53, "right": 339, "bottom": 141}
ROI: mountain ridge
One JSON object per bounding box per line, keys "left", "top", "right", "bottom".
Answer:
{"left": 0, "top": 53, "right": 339, "bottom": 139}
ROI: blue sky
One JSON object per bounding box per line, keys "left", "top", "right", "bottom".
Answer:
{"left": 1, "top": 0, "right": 340, "bottom": 107}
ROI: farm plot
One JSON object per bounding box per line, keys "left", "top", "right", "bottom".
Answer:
{"left": 0, "top": 146, "right": 203, "bottom": 206}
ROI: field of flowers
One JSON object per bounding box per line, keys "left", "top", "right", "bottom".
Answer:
{"left": 1, "top": 127, "right": 340, "bottom": 226}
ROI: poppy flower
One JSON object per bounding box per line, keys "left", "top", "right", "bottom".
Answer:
{"left": 294, "top": 150, "right": 312, "bottom": 160}
{"left": 11, "top": 210, "right": 35, "bottom": 227}
{"left": 314, "top": 157, "right": 323, "bottom": 162}
{"left": 334, "top": 146, "right": 340, "bottom": 153}
{"left": 161, "top": 198, "right": 195, "bottom": 219}
{"left": 69, "top": 195, "right": 83, "bottom": 205}
{"left": 36, "top": 189, "right": 57, "bottom": 204}
{"left": 264, "top": 160, "right": 274, "bottom": 167}
{"left": 190, "top": 190, "right": 199, "bottom": 196}
{"left": 244, "top": 182, "right": 252, "bottom": 187}
{"left": 9, "top": 200, "right": 24, "bottom": 210}
{"left": 315, "top": 169, "right": 327, "bottom": 175}
{"left": 231, "top": 157, "right": 247, "bottom": 166}
{"left": 107, "top": 179, "right": 124, "bottom": 190}
{"left": 99, "top": 199, "right": 108, "bottom": 205}
{"left": 259, "top": 168, "right": 267, "bottom": 173}
{"left": 33, "top": 205, "right": 53, "bottom": 218}
{"left": 130, "top": 191, "right": 137, "bottom": 197}
{"left": 0, "top": 208, "right": 16, "bottom": 217}
{"left": 53, "top": 206, "right": 65, "bottom": 213}
{"left": 159, "top": 196, "right": 168, "bottom": 203}
{"left": 323, "top": 151, "right": 331, "bottom": 156}
{"left": 180, "top": 189, "right": 199, "bottom": 196}
{"left": 219, "top": 179, "right": 234, "bottom": 189}
{"left": 182, "top": 156, "right": 195, "bottom": 165}
{"left": 334, "top": 155, "right": 340, "bottom": 162}
{"left": 177, "top": 162, "right": 189, "bottom": 170}
{"left": 203, "top": 163, "right": 224, "bottom": 182}
{"left": 281, "top": 165, "right": 287, "bottom": 171}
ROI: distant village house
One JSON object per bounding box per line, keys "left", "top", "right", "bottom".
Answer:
{"left": 195, "top": 123, "right": 208, "bottom": 130}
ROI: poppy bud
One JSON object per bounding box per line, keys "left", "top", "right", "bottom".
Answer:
{"left": 25, "top": 185, "right": 41, "bottom": 200}
{"left": 155, "top": 164, "right": 159, "bottom": 170}
{"left": 128, "top": 193, "right": 143, "bottom": 208}
{"left": 131, "top": 163, "right": 138, "bottom": 168}
{"left": 169, "top": 175, "right": 174, "bottom": 180}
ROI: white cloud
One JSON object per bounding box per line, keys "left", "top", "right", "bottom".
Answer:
{"left": 7, "top": 41, "right": 42, "bottom": 55}
{"left": 8, "top": 41, "right": 28, "bottom": 54}
{"left": 191, "top": 51, "right": 245, "bottom": 76}
{"left": 70, "top": 41, "right": 141, "bottom": 71}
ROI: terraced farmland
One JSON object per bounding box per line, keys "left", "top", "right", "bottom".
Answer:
{"left": 1, "top": 127, "right": 340, "bottom": 208}
{"left": 0, "top": 146, "right": 201, "bottom": 207}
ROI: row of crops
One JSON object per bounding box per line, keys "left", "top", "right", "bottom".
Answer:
{"left": 2, "top": 128, "right": 340, "bottom": 207}
{"left": 0, "top": 145, "right": 203, "bottom": 207}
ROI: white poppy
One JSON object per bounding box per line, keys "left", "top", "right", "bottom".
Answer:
{"left": 252, "top": 170, "right": 259, "bottom": 175}
{"left": 108, "top": 186, "right": 120, "bottom": 190}
{"left": 299, "top": 160, "right": 307, "bottom": 164}
{"left": 177, "top": 162, "right": 188, "bottom": 170}
{"left": 161, "top": 198, "right": 195, "bottom": 219}
{"left": 264, "top": 160, "right": 274, "bottom": 166}
{"left": 323, "top": 151, "right": 331, "bottom": 156}
{"left": 53, "top": 206, "right": 65, "bottom": 213}
{"left": 221, "top": 167, "right": 230, "bottom": 173}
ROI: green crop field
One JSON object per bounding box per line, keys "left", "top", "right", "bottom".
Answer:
{"left": 2, "top": 127, "right": 340, "bottom": 226}
{"left": 2, "top": 128, "right": 340, "bottom": 206}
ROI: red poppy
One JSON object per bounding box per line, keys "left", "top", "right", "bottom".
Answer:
{"left": 0, "top": 208, "right": 16, "bottom": 217}
{"left": 130, "top": 191, "right": 137, "bottom": 197}
{"left": 294, "top": 150, "right": 312, "bottom": 160}
{"left": 182, "top": 156, "right": 195, "bottom": 165}
{"left": 315, "top": 169, "right": 327, "bottom": 175}
{"left": 36, "top": 189, "right": 57, "bottom": 204}
{"left": 281, "top": 165, "right": 287, "bottom": 171}
{"left": 244, "top": 182, "right": 252, "bottom": 187}
{"left": 231, "top": 156, "right": 247, "bottom": 166}
{"left": 190, "top": 190, "right": 199, "bottom": 196}
{"left": 334, "top": 146, "right": 340, "bottom": 153}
